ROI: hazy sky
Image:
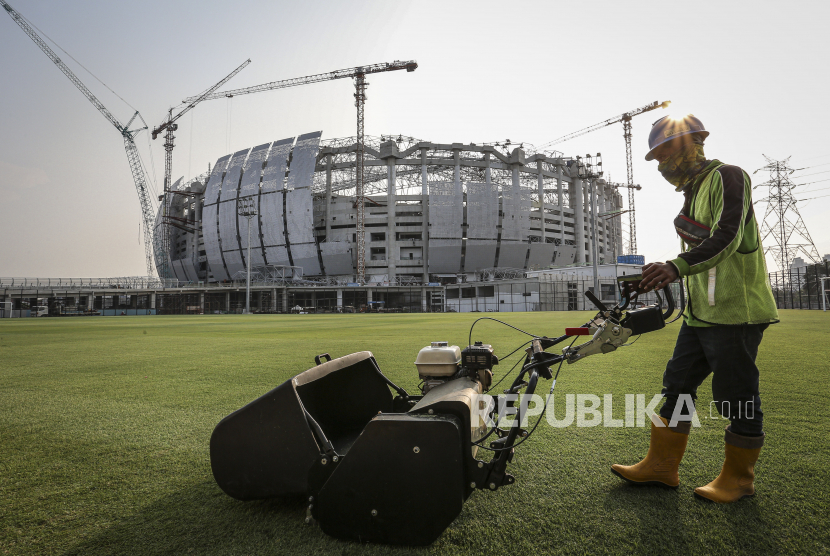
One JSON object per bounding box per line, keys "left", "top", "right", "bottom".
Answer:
{"left": 1, "top": 0, "right": 828, "bottom": 276}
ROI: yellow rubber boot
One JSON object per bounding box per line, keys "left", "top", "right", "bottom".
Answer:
{"left": 694, "top": 427, "right": 763, "bottom": 503}
{"left": 611, "top": 415, "right": 690, "bottom": 488}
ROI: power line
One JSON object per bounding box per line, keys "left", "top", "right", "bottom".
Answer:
{"left": 798, "top": 185, "right": 830, "bottom": 197}
{"left": 794, "top": 153, "right": 830, "bottom": 162}
{"left": 791, "top": 169, "right": 830, "bottom": 179}
{"left": 792, "top": 161, "right": 830, "bottom": 171}
{"left": 799, "top": 193, "right": 830, "bottom": 201}
{"left": 793, "top": 178, "right": 830, "bottom": 188}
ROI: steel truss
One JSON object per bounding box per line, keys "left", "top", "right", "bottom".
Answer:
{"left": 756, "top": 156, "right": 821, "bottom": 273}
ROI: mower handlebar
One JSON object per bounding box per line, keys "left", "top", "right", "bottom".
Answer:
{"left": 659, "top": 283, "right": 676, "bottom": 321}
{"left": 584, "top": 290, "right": 608, "bottom": 312}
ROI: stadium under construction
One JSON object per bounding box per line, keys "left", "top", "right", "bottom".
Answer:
{"left": 160, "top": 133, "right": 623, "bottom": 281}
{"left": 2, "top": 132, "right": 648, "bottom": 316}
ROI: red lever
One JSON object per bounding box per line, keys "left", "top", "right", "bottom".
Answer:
{"left": 565, "top": 327, "right": 590, "bottom": 336}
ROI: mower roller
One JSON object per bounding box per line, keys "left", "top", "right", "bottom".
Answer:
{"left": 210, "top": 276, "right": 683, "bottom": 545}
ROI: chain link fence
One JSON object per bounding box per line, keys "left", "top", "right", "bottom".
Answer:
{"left": 767, "top": 261, "right": 830, "bottom": 310}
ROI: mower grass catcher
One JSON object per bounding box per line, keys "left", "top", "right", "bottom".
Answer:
{"left": 210, "top": 278, "right": 683, "bottom": 545}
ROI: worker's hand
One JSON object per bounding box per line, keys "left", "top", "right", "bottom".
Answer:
{"left": 640, "top": 262, "right": 678, "bottom": 292}
{"left": 624, "top": 279, "right": 643, "bottom": 295}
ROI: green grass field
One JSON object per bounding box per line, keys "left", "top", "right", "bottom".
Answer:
{"left": 1, "top": 311, "right": 828, "bottom": 555}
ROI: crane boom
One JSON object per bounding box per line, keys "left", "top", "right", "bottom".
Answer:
{"left": 177, "top": 59, "right": 418, "bottom": 282}
{"left": 183, "top": 60, "right": 418, "bottom": 103}
{"left": 152, "top": 59, "right": 251, "bottom": 140}
{"left": 2, "top": 0, "right": 159, "bottom": 277}
{"left": 151, "top": 59, "right": 251, "bottom": 280}
{"left": 539, "top": 99, "right": 670, "bottom": 255}
{"left": 540, "top": 100, "right": 670, "bottom": 148}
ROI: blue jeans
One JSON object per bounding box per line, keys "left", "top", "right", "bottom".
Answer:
{"left": 658, "top": 321, "right": 768, "bottom": 437}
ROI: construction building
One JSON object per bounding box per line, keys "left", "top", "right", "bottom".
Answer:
{"left": 2, "top": 133, "right": 635, "bottom": 317}
{"left": 158, "top": 133, "right": 624, "bottom": 286}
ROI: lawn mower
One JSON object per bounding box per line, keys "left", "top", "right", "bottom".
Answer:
{"left": 209, "top": 276, "right": 683, "bottom": 545}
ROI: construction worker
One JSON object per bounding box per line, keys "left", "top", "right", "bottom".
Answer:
{"left": 610, "top": 115, "right": 779, "bottom": 503}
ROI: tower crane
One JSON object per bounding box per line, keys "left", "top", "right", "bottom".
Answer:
{"left": 150, "top": 59, "right": 251, "bottom": 280}
{"left": 539, "top": 100, "right": 671, "bottom": 255}
{"left": 180, "top": 60, "right": 418, "bottom": 282}
{"left": 2, "top": 0, "right": 158, "bottom": 277}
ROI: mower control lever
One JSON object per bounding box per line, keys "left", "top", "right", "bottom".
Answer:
{"left": 562, "top": 321, "right": 633, "bottom": 364}
{"left": 584, "top": 290, "right": 608, "bottom": 313}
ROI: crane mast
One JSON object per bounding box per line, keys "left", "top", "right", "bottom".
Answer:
{"left": 179, "top": 60, "right": 417, "bottom": 282}
{"left": 2, "top": 0, "right": 158, "bottom": 277}
{"left": 151, "top": 59, "right": 251, "bottom": 280}
{"left": 622, "top": 117, "right": 637, "bottom": 253}
{"left": 540, "top": 100, "right": 670, "bottom": 255}
{"left": 354, "top": 72, "right": 368, "bottom": 280}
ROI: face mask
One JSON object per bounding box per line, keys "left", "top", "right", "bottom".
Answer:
{"left": 657, "top": 142, "right": 709, "bottom": 191}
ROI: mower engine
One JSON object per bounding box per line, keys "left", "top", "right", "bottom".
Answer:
{"left": 415, "top": 341, "right": 497, "bottom": 394}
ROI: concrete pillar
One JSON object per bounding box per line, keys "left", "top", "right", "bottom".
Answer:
{"left": 453, "top": 147, "right": 463, "bottom": 274}
{"left": 536, "top": 160, "right": 547, "bottom": 243}
{"left": 195, "top": 193, "right": 203, "bottom": 223}
{"left": 596, "top": 186, "right": 603, "bottom": 262}
{"left": 511, "top": 165, "right": 520, "bottom": 197}
{"left": 282, "top": 288, "right": 288, "bottom": 313}
{"left": 610, "top": 192, "right": 616, "bottom": 259}
{"left": 509, "top": 158, "right": 527, "bottom": 268}
{"left": 511, "top": 163, "right": 521, "bottom": 229}
{"left": 617, "top": 192, "right": 624, "bottom": 255}
{"left": 585, "top": 181, "right": 594, "bottom": 264}
{"left": 386, "top": 158, "right": 397, "bottom": 282}
{"left": 600, "top": 184, "right": 611, "bottom": 261}
{"left": 557, "top": 166, "right": 565, "bottom": 246}
{"left": 192, "top": 196, "right": 202, "bottom": 283}
{"left": 325, "top": 153, "right": 333, "bottom": 241}
{"left": 454, "top": 149, "right": 462, "bottom": 197}
{"left": 367, "top": 288, "right": 373, "bottom": 303}
{"left": 583, "top": 182, "right": 591, "bottom": 263}
{"left": 421, "top": 287, "right": 427, "bottom": 312}
{"left": 421, "top": 148, "right": 430, "bottom": 283}
{"left": 87, "top": 293, "right": 94, "bottom": 310}
{"left": 271, "top": 288, "right": 277, "bottom": 312}
{"left": 224, "top": 291, "right": 230, "bottom": 312}
{"left": 486, "top": 152, "right": 497, "bottom": 267}
{"left": 572, "top": 178, "right": 585, "bottom": 264}
{"left": 589, "top": 180, "right": 600, "bottom": 294}
{"left": 200, "top": 292, "right": 205, "bottom": 314}
{"left": 150, "top": 292, "right": 157, "bottom": 310}
{"left": 336, "top": 288, "right": 343, "bottom": 310}
{"left": 612, "top": 192, "right": 619, "bottom": 257}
